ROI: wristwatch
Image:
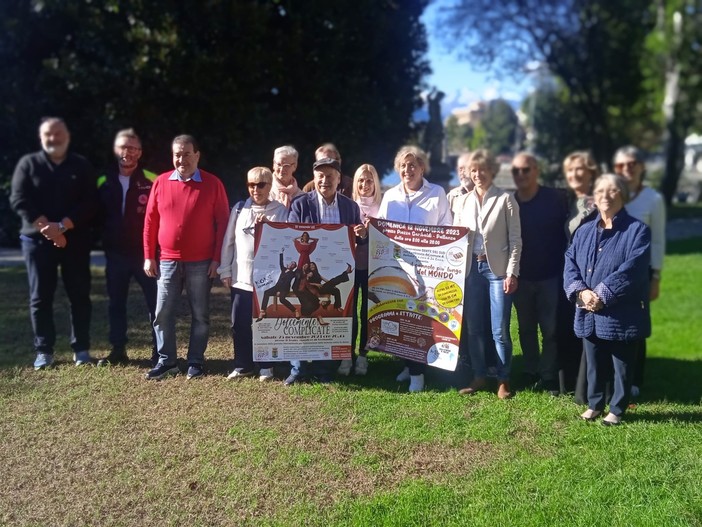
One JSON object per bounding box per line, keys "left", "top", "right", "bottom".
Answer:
{"left": 58, "top": 222, "right": 67, "bottom": 234}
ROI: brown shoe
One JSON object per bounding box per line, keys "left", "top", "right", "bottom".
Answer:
{"left": 459, "top": 377, "right": 488, "bottom": 395}
{"left": 497, "top": 381, "right": 513, "bottom": 400}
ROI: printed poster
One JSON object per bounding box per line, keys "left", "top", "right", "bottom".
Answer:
{"left": 252, "top": 222, "right": 355, "bottom": 362}
{"left": 366, "top": 218, "right": 469, "bottom": 371}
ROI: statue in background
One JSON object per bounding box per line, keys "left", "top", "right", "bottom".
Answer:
{"left": 423, "top": 88, "right": 451, "bottom": 186}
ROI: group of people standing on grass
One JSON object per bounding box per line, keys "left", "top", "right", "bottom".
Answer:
{"left": 10, "top": 117, "right": 664, "bottom": 425}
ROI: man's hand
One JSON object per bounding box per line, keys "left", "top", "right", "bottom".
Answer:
{"left": 208, "top": 261, "right": 219, "bottom": 279}
{"left": 52, "top": 234, "right": 67, "bottom": 248}
{"left": 650, "top": 277, "right": 660, "bottom": 301}
{"left": 40, "top": 222, "right": 62, "bottom": 240}
{"left": 144, "top": 258, "right": 158, "bottom": 278}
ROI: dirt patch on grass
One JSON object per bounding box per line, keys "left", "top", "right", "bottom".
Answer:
{"left": 0, "top": 369, "right": 496, "bottom": 526}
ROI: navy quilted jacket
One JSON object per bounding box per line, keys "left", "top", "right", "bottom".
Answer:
{"left": 564, "top": 208, "right": 651, "bottom": 341}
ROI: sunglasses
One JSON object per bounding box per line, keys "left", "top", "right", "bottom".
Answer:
{"left": 614, "top": 161, "right": 638, "bottom": 171}
{"left": 247, "top": 181, "right": 269, "bottom": 190}
{"left": 511, "top": 167, "right": 531, "bottom": 176}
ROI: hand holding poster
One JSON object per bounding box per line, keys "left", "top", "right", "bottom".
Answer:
{"left": 252, "top": 222, "right": 354, "bottom": 362}
{"left": 366, "top": 218, "right": 469, "bottom": 371}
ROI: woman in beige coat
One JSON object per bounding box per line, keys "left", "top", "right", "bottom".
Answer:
{"left": 453, "top": 149, "right": 522, "bottom": 399}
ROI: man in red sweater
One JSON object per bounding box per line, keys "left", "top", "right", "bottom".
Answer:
{"left": 143, "top": 134, "right": 230, "bottom": 380}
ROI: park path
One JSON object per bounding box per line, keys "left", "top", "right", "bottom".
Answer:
{"left": 0, "top": 219, "right": 700, "bottom": 267}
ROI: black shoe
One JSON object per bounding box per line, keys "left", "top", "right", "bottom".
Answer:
{"left": 98, "top": 349, "right": 129, "bottom": 367}
{"left": 522, "top": 372, "right": 540, "bottom": 388}
{"left": 186, "top": 364, "right": 204, "bottom": 380}
{"left": 315, "top": 374, "right": 334, "bottom": 384}
{"left": 145, "top": 363, "right": 179, "bottom": 380}
{"left": 542, "top": 379, "right": 560, "bottom": 397}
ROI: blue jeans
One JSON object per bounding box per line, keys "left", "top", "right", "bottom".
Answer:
{"left": 153, "top": 260, "right": 212, "bottom": 366}
{"left": 512, "top": 276, "right": 560, "bottom": 381}
{"left": 21, "top": 235, "right": 92, "bottom": 353}
{"left": 464, "top": 260, "right": 513, "bottom": 381}
{"left": 105, "top": 251, "right": 157, "bottom": 351}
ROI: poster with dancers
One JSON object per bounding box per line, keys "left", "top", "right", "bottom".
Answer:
{"left": 252, "top": 222, "right": 355, "bottom": 362}
{"left": 366, "top": 218, "right": 470, "bottom": 371}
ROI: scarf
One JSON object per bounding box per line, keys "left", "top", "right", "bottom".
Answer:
{"left": 271, "top": 178, "right": 301, "bottom": 208}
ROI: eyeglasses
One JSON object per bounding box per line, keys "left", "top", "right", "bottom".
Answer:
{"left": 248, "top": 182, "right": 269, "bottom": 190}
{"left": 614, "top": 161, "right": 638, "bottom": 171}
{"left": 117, "top": 145, "right": 141, "bottom": 153}
{"left": 273, "top": 162, "right": 294, "bottom": 170}
{"left": 511, "top": 167, "right": 531, "bottom": 176}
{"left": 594, "top": 188, "right": 621, "bottom": 197}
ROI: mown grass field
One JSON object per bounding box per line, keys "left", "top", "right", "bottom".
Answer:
{"left": 1, "top": 237, "right": 701, "bottom": 527}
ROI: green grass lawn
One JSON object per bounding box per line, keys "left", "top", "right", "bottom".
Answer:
{"left": 1, "top": 238, "right": 701, "bottom": 527}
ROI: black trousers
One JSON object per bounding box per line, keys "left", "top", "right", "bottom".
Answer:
{"left": 21, "top": 235, "right": 91, "bottom": 353}
{"left": 231, "top": 288, "right": 273, "bottom": 371}
{"left": 105, "top": 250, "right": 156, "bottom": 351}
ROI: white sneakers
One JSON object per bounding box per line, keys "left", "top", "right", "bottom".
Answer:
{"left": 396, "top": 366, "right": 410, "bottom": 382}
{"left": 337, "top": 359, "right": 353, "bottom": 376}
{"left": 227, "top": 369, "right": 253, "bottom": 380}
{"left": 354, "top": 356, "right": 368, "bottom": 376}
{"left": 397, "top": 367, "right": 424, "bottom": 392}
{"left": 258, "top": 368, "right": 274, "bottom": 382}
{"left": 409, "top": 374, "right": 425, "bottom": 393}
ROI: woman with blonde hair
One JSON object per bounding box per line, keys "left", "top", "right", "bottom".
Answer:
{"left": 453, "top": 149, "right": 522, "bottom": 399}
{"left": 338, "top": 164, "right": 382, "bottom": 377}
{"left": 218, "top": 167, "right": 288, "bottom": 381}
{"left": 377, "top": 146, "right": 452, "bottom": 392}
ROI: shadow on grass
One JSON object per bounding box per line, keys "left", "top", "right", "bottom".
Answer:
{"left": 625, "top": 410, "right": 702, "bottom": 424}
{"left": 639, "top": 357, "right": 702, "bottom": 405}
{"left": 666, "top": 237, "right": 702, "bottom": 255}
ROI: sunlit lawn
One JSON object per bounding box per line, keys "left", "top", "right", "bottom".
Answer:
{"left": 0, "top": 237, "right": 700, "bottom": 526}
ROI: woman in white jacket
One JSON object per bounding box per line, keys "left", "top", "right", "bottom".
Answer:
{"left": 218, "top": 167, "right": 288, "bottom": 381}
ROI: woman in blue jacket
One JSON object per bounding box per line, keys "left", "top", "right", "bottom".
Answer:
{"left": 564, "top": 174, "right": 651, "bottom": 426}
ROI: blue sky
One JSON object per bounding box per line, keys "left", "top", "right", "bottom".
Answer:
{"left": 420, "top": 1, "right": 531, "bottom": 110}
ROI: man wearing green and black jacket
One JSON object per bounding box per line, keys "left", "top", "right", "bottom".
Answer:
{"left": 97, "top": 128, "right": 158, "bottom": 366}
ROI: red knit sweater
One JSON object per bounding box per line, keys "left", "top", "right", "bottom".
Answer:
{"left": 143, "top": 169, "right": 230, "bottom": 262}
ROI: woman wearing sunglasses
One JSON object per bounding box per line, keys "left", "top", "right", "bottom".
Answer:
{"left": 218, "top": 167, "right": 288, "bottom": 381}
{"left": 612, "top": 146, "right": 666, "bottom": 398}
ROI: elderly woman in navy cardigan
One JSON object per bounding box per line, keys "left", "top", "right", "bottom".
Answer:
{"left": 564, "top": 174, "right": 651, "bottom": 426}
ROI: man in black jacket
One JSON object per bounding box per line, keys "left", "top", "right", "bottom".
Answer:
{"left": 10, "top": 117, "right": 97, "bottom": 369}
{"left": 97, "top": 128, "right": 158, "bottom": 365}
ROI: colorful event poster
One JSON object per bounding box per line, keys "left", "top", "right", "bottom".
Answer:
{"left": 366, "top": 218, "right": 470, "bottom": 371}
{"left": 252, "top": 222, "right": 355, "bottom": 362}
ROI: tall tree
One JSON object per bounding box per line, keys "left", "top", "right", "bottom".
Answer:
{"left": 521, "top": 81, "right": 594, "bottom": 170}
{"left": 0, "top": 0, "right": 430, "bottom": 244}
{"left": 480, "top": 99, "right": 519, "bottom": 155}
{"left": 643, "top": 0, "right": 702, "bottom": 204}
{"left": 438, "top": 0, "right": 655, "bottom": 165}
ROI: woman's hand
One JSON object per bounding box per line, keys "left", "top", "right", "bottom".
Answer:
{"left": 503, "top": 275, "right": 518, "bottom": 294}
{"left": 579, "top": 289, "right": 603, "bottom": 312}
{"left": 354, "top": 223, "right": 368, "bottom": 239}
{"left": 221, "top": 277, "right": 232, "bottom": 288}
